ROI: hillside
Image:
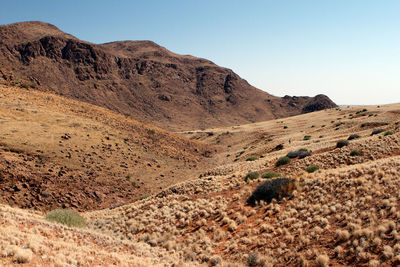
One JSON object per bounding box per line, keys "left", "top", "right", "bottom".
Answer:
{"left": 1, "top": 83, "right": 399, "bottom": 266}
{"left": 0, "top": 21, "right": 337, "bottom": 131}
{"left": 0, "top": 84, "right": 215, "bottom": 211}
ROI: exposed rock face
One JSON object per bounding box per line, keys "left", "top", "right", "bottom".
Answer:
{"left": 0, "top": 21, "right": 337, "bottom": 130}
{"left": 301, "top": 94, "right": 338, "bottom": 113}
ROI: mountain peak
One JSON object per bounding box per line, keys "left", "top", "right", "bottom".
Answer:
{"left": 0, "top": 21, "right": 337, "bottom": 131}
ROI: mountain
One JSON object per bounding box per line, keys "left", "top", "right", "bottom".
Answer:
{"left": 0, "top": 21, "right": 337, "bottom": 131}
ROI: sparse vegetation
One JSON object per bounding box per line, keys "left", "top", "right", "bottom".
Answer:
{"left": 303, "top": 135, "right": 311, "bottom": 140}
{"left": 2, "top": 83, "right": 400, "bottom": 266}
{"left": 275, "top": 156, "right": 291, "bottom": 167}
{"left": 45, "top": 209, "right": 85, "bottom": 228}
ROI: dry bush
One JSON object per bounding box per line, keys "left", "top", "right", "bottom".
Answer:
{"left": 247, "top": 178, "right": 296, "bottom": 206}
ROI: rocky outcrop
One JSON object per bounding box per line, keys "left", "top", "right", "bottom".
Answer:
{"left": 0, "top": 21, "right": 337, "bottom": 131}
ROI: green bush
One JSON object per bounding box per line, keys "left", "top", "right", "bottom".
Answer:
{"left": 336, "top": 139, "right": 349, "bottom": 148}
{"left": 305, "top": 165, "right": 320, "bottom": 173}
{"left": 303, "top": 135, "right": 311, "bottom": 140}
{"left": 261, "top": 171, "right": 281, "bottom": 179}
{"left": 246, "top": 156, "right": 258, "bottom": 161}
{"left": 350, "top": 149, "right": 363, "bottom": 156}
{"left": 140, "top": 195, "right": 149, "bottom": 200}
{"left": 45, "top": 209, "right": 85, "bottom": 228}
{"left": 275, "top": 156, "right": 291, "bottom": 167}
{"left": 245, "top": 172, "right": 260, "bottom": 181}
{"left": 384, "top": 131, "right": 393, "bottom": 136}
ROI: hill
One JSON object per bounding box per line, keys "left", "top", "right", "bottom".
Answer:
{"left": 0, "top": 84, "right": 215, "bottom": 211}
{"left": 0, "top": 21, "right": 337, "bottom": 131}
{"left": 1, "top": 84, "right": 399, "bottom": 265}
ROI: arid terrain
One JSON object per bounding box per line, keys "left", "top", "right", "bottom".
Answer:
{"left": 0, "top": 21, "right": 337, "bottom": 131}
{"left": 1, "top": 80, "right": 400, "bottom": 266}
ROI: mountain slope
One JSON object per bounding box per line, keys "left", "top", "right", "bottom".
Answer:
{"left": 0, "top": 84, "right": 215, "bottom": 211}
{"left": 0, "top": 21, "right": 337, "bottom": 131}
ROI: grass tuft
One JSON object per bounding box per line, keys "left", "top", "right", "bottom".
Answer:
{"left": 45, "top": 209, "right": 85, "bottom": 228}
{"left": 261, "top": 171, "right": 281, "bottom": 179}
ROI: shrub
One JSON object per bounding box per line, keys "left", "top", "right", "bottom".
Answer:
{"left": 245, "top": 172, "right": 260, "bottom": 181}
{"left": 283, "top": 125, "right": 288, "bottom": 129}
{"left": 247, "top": 254, "right": 258, "bottom": 267}
{"left": 305, "top": 165, "right": 320, "bottom": 173}
{"left": 298, "top": 151, "right": 312, "bottom": 159}
{"left": 275, "top": 156, "right": 291, "bottom": 167}
{"left": 303, "top": 135, "right": 311, "bottom": 140}
{"left": 246, "top": 156, "right": 258, "bottom": 161}
{"left": 247, "top": 177, "right": 296, "bottom": 206}
{"left": 286, "top": 150, "right": 300, "bottom": 159}
{"left": 261, "top": 171, "right": 281, "bottom": 179}
{"left": 286, "top": 149, "right": 311, "bottom": 159}
{"left": 336, "top": 139, "right": 349, "bottom": 148}
{"left": 274, "top": 144, "right": 284, "bottom": 150}
{"left": 371, "top": 129, "right": 383, "bottom": 136}
{"left": 140, "top": 195, "right": 149, "bottom": 200}
{"left": 45, "top": 209, "right": 85, "bottom": 228}
{"left": 347, "top": 134, "right": 360, "bottom": 140}
{"left": 384, "top": 131, "right": 393, "bottom": 136}
{"left": 350, "top": 149, "right": 363, "bottom": 156}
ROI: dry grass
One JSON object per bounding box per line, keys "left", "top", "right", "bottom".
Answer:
{"left": 1, "top": 83, "right": 400, "bottom": 265}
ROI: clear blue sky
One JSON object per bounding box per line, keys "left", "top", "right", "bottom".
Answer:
{"left": 1, "top": 0, "right": 399, "bottom": 105}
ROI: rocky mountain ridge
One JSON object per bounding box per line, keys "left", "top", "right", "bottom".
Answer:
{"left": 0, "top": 21, "right": 337, "bottom": 130}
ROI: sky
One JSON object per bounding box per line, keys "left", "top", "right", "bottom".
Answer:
{"left": 1, "top": 0, "right": 399, "bottom": 105}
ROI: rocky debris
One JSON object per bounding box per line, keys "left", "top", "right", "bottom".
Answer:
{"left": 61, "top": 133, "right": 71, "bottom": 140}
